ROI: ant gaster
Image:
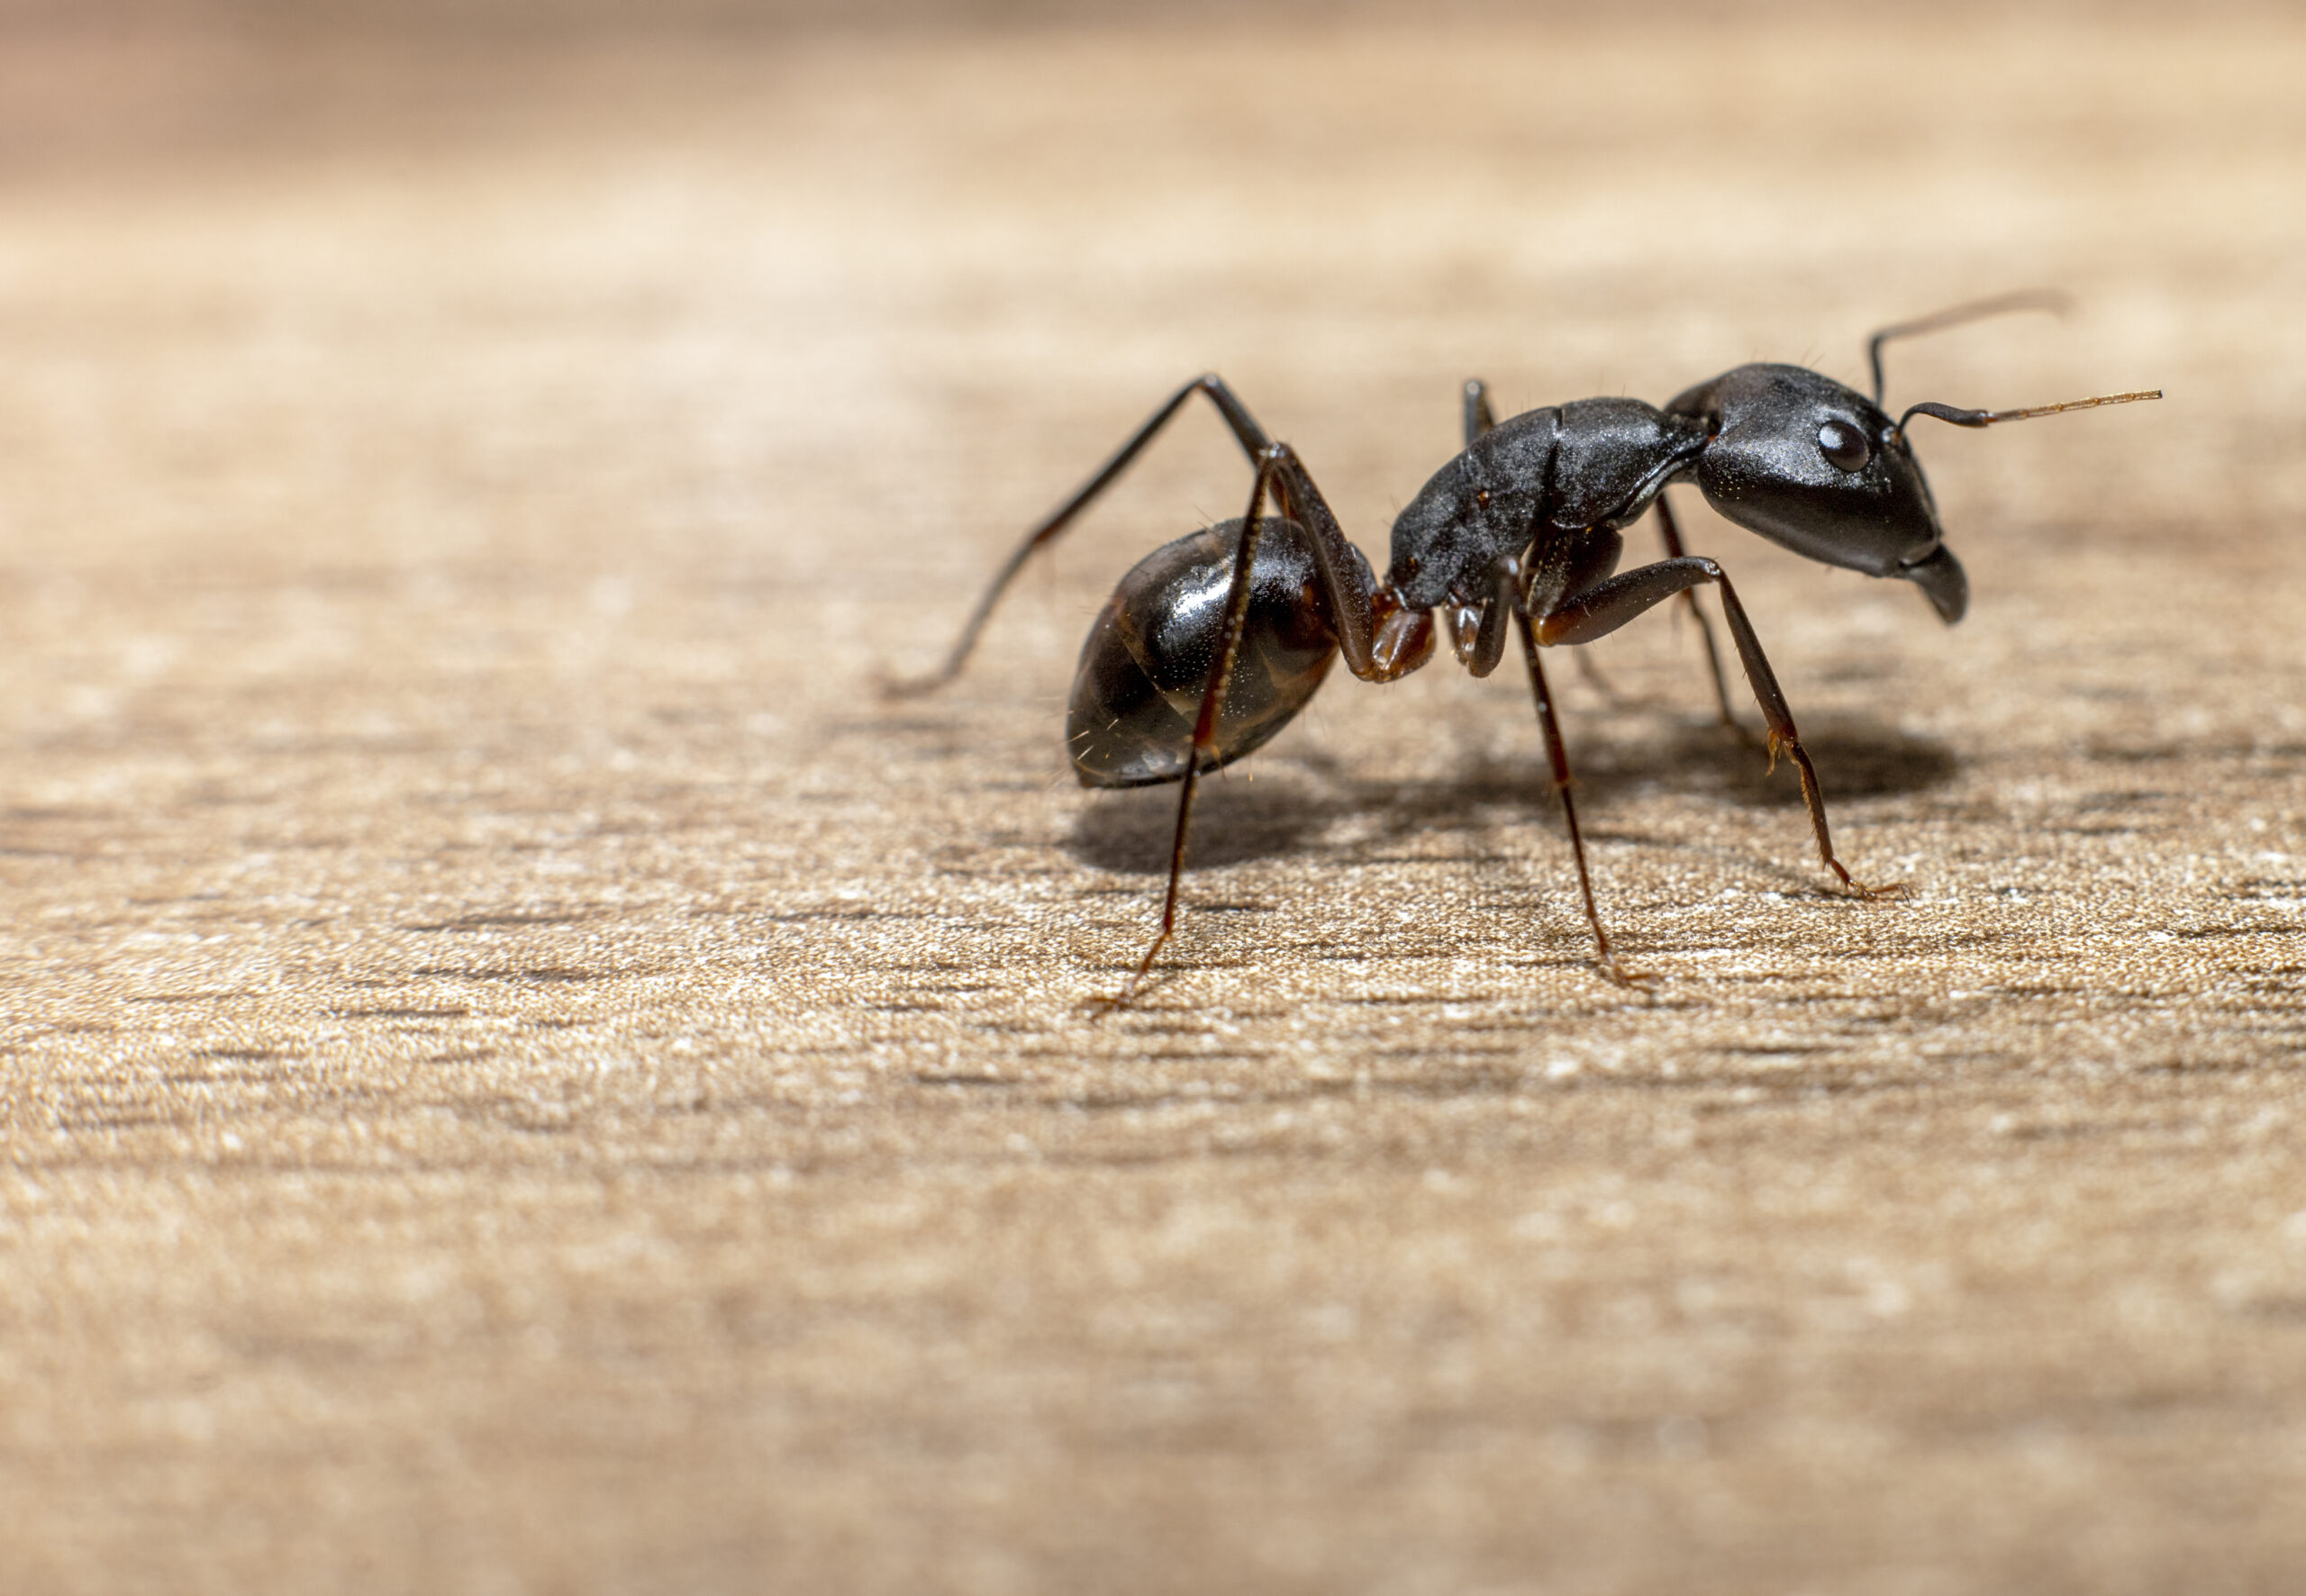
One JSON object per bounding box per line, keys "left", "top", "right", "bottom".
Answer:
{"left": 895, "top": 293, "right": 2158, "bottom": 1001}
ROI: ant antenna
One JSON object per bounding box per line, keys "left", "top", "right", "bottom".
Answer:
{"left": 1898, "top": 388, "right": 2163, "bottom": 436}
{"left": 1866, "top": 288, "right": 2073, "bottom": 405}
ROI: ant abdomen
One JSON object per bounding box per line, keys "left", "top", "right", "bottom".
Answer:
{"left": 1067, "top": 517, "right": 1360, "bottom": 788}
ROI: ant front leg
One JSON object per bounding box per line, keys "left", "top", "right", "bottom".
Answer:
{"left": 1537, "top": 558, "right": 1898, "bottom": 899}
{"left": 889, "top": 374, "right": 1277, "bottom": 695}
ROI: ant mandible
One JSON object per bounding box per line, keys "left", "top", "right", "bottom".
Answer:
{"left": 894, "top": 292, "right": 2159, "bottom": 1002}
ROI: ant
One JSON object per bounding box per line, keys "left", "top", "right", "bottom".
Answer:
{"left": 894, "top": 293, "right": 2158, "bottom": 1002}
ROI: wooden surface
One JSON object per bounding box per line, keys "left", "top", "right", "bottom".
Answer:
{"left": 2, "top": 13, "right": 2303, "bottom": 1593}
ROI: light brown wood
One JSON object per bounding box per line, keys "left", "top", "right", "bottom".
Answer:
{"left": 2, "top": 14, "right": 2302, "bottom": 1592}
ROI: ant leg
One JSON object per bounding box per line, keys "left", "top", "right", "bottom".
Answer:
{"left": 1539, "top": 558, "right": 1897, "bottom": 898}
{"left": 1099, "top": 449, "right": 1290, "bottom": 1009}
{"left": 1652, "top": 493, "right": 1756, "bottom": 743}
{"left": 890, "top": 374, "right": 1276, "bottom": 695}
{"left": 1512, "top": 605, "right": 1646, "bottom": 985}
{"left": 1463, "top": 378, "right": 1496, "bottom": 446}
{"left": 1256, "top": 446, "right": 1422, "bottom": 682}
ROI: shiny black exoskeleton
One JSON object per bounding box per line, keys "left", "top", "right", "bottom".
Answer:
{"left": 1067, "top": 517, "right": 1366, "bottom": 788}
{"left": 897, "top": 294, "right": 2158, "bottom": 1000}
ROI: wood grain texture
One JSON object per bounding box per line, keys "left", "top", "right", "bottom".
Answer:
{"left": 1, "top": 13, "right": 2302, "bottom": 1594}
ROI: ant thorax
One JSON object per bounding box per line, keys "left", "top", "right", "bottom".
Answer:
{"left": 1385, "top": 400, "right": 1707, "bottom": 610}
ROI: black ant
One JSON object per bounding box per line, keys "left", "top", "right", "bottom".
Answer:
{"left": 894, "top": 293, "right": 2158, "bottom": 1001}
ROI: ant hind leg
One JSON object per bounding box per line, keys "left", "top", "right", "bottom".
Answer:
{"left": 888, "top": 375, "right": 1279, "bottom": 696}
{"left": 1092, "top": 449, "right": 1294, "bottom": 1011}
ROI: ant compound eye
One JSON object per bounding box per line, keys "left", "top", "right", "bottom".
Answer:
{"left": 1817, "top": 419, "right": 1871, "bottom": 473}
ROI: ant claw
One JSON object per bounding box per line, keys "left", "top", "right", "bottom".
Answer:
{"left": 1081, "top": 975, "right": 1141, "bottom": 1016}
{"left": 1597, "top": 952, "right": 1659, "bottom": 989}
{"left": 1085, "top": 939, "right": 1172, "bottom": 1014}
{"left": 1826, "top": 860, "right": 1904, "bottom": 901}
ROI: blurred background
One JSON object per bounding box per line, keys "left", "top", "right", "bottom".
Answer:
{"left": 2, "top": 0, "right": 2286, "bottom": 715}
{"left": 0, "top": 0, "right": 2287, "bottom": 684}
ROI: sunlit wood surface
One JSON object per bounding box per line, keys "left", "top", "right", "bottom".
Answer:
{"left": 2, "top": 11, "right": 2301, "bottom": 1592}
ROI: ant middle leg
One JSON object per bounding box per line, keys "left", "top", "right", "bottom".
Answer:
{"left": 1537, "top": 558, "right": 1898, "bottom": 899}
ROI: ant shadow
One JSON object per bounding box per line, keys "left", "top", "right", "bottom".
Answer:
{"left": 1067, "top": 714, "right": 1957, "bottom": 876}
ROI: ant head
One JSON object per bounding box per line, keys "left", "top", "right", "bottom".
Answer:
{"left": 1666, "top": 363, "right": 1967, "bottom": 624}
